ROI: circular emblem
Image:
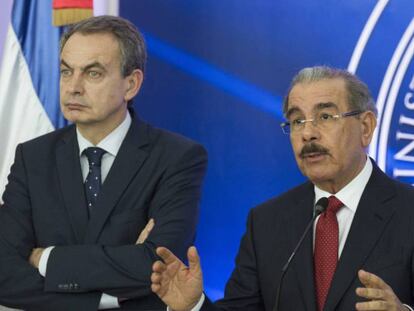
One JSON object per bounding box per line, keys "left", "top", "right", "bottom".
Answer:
{"left": 349, "top": 0, "right": 414, "bottom": 184}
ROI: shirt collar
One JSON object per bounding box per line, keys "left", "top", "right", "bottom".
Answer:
{"left": 314, "top": 157, "right": 373, "bottom": 213}
{"left": 77, "top": 112, "right": 132, "bottom": 157}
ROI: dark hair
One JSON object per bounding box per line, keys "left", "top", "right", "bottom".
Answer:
{"left": 61, "top": 15, "right": 147, "bottom": 77}
{"left": 283, "top": 66, "right": 377, "bottom": 117}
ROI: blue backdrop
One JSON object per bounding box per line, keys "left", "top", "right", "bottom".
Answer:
{"left": 120, "top": 0, "right": 414, "bottom": 298}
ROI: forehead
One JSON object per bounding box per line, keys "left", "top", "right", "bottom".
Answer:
{"left": 61, "top": 32, "right": 121, "bottom": 66}
{"left": 287, "top": 78, "right": 349, "bottom": 114}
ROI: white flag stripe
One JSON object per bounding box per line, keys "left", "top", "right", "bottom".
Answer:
{"left": 0, "top": 25, "right": 54, "bottom": 201}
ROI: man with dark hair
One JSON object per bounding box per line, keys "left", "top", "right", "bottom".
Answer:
{"left": 0, "top": 15, "right": 207, "bottom": 310}
{"left": 151, "top": 66, "right": 414, "bottom": 311}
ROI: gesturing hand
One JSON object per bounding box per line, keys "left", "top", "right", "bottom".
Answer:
{"left": 151, "top": 246, "right": 204, "bottom": 311}
{"left": 356, "top": 269, "right": 407, "bottom": 311}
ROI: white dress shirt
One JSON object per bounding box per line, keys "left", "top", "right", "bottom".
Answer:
{"left": 38, "top": 112, "right": 131, "bottom": 309}
{"left": 313, "top": 156, "right": 372, "bottom": 257}
{"left": 313, "top": 158, "right": 412, "bottom": 310}
{"left": 185, "top": 157, "right": 412, "bottom": 311}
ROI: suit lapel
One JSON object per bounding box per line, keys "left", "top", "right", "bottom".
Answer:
{"left": 56, "top": 127, "right": 89, "bottom": 243}
{"left": 324, "top": 164, "right": 397, "bottom": 310}
{"left": 84, "top": 117, "right": 150, "bottom": 243}
{"left": 290, "top": 183, "right": 317, "bottom": 311}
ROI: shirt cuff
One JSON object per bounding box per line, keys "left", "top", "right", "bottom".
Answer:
{"left": 166, "top": 293, "right": 205, "bottom": 311}
{"left": 38, "top": 246, "right": 55, "bottom": 277}
{"left": 98, "top": 294, "right": 120, "bottom": 309}
{"left": 403, "top": 304, "right": 414, "bottom": 311}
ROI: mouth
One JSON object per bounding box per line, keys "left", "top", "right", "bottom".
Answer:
{"left": 302, "top": 152, "right": 327, "bottom": 159}
{"left": 300, "top": 152, "right": 329, "bottom": 164}
{"left": 64, "top": 103, "right": 86, "bottom": 110}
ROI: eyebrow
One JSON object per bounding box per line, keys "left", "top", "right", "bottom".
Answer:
{"left": 60, "top": 59, "right": 71, "bottom": 69}
{"left": 60, "top": 59, "right": 107, "bottom": 73}
{"left": 286, "top": 102, "right": 339, "bottom": 119}
{"left": 314, "top": 102, "right": 338, "bottom": 111}
{"left": 285, "top": 106, "right": 301, "bottom": 119}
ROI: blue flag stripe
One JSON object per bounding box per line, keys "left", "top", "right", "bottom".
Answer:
{"left": 11, "top": 0, "right": 66, "bottom": 128}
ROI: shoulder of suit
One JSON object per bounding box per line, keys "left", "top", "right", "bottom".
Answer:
{"left": 369, "top": 161, "right": 414, "bottom": 196}
{"left": 145, "top": 122, "right": 207, "bottom": 153}
{"left": 19, "top": 125, "right": 75, "bottom": 150}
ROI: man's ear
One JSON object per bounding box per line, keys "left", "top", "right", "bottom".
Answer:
{"left": 124, "top": 69, "right": 143, "bottom": 102}
{"left": 360, "top": 111, "right": 377, "bottom": 148}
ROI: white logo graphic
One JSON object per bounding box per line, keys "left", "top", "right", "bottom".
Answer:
{"left": 349, "top": 0, "right": 414, "bottom": 183}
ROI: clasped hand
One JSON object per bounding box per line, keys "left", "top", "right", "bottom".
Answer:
{"left": 28, "top": 218, "right": 155, "bottom": 268}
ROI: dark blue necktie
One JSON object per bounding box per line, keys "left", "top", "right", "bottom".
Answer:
{"left": 83, "top": 147, "right": 106, "bottom": 211}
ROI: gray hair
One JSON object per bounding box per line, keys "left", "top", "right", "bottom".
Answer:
{"left": 282, "top": 66, "right": 377, "bottom": 117}
{"left": 60, "top": 15, "right": 147, "bottom": 77}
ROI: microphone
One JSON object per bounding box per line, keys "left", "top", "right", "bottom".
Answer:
{"left": 314, "top": 197, "right": 329, "bottom": 216}
{"left": 273, "top": 197, "right": 329, "bottom": 311}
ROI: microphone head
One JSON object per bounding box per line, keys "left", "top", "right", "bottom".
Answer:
{"left": 314, "top": 197, "right": 329, "bottom": 216}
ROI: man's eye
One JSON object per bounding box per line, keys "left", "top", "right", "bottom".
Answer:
{"left": 60, "top": 69, "right": 71, "bottom": 77}
{"left": 291, "top": 118, "right": 304, "bottom": 126}
{"left": 88, "top": 71, "right": 101, "bottom": 78}
{"left": 319, "top": 113, "right": 333, "bottom": 121}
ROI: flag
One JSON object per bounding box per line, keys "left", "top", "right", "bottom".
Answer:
{"left": 0, "top": 0, "right": 99, "bottom": 201}
{"left": 53, "top": 0, "right": 93, "bottom": 26}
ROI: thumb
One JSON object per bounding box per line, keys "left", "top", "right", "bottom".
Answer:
{"left": 187, "top": 246, "right": 201, "bottom": 274}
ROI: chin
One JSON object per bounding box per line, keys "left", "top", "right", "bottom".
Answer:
{"left": 63, "top": 114, "right": 80, "bottom": 123}
{"left": 62, "top": 113, "right": 75, "bottom": 123}
{"left": 304, "top": 169, "right": 333, "bottom": 183}
{"left": 63, "top": 110, "right": 88, "bottom": 123}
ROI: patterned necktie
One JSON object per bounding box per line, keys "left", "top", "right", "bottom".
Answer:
{"left": 83, "top": 147, "right": 106, "bottom": 212}
{"left": 314, "top": 195, "right": 343, "bottom": 311}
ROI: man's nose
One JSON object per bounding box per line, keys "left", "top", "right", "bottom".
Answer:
{"left": 301, "top": 120, "right": 320, "bottom": 142}
{"left": 64, "top": 73, "right": 84, "bottom": 95}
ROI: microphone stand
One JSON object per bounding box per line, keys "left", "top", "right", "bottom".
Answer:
{"left": 272, "top": 197, "right": 328, "bottom": 311}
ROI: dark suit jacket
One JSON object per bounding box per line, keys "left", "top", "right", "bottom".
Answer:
{"left": 0, "top": 112, "right": 207, "bottom": 311}
{"left": 202, "top": 161, "right": 414, "bottom": 311}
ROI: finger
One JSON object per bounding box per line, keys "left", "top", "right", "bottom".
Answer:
{"left": 188, "top": 246, "right": 201, "bottom": 273}
{"left": 358, "top": 270, "right": 389, "bottom": 290}
{"left": 136, "top": 233, "right": 146, "bottom": 244}
{"left": 356, "top": 300, "right": 388, "bottom": 310}
{"left": 356, "top": 287, "right": 385, "bottom": 300}
{"left": 151, "top": 283, "right": 161, "bottom": 294}
{"left": 151, "top": 272, "right": 164, "bottom": 284}
{"left": 156, "top": 246, "right": 179, "bottom": 264}
{"left": 152, "top": 260, "right": 166, "bottom": 273}
{"left": 151, "top": 283, "right": 168, "bottom": 298}
{"left": 136, "top": 219, "right": 155, "bottom": 244}
{"left": 147, "top": 218, "right": 155, "bottom": 231}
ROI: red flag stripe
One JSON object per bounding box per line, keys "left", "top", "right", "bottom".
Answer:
{"left": 53, "top": 0, "right": 93, "bottom": 9}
